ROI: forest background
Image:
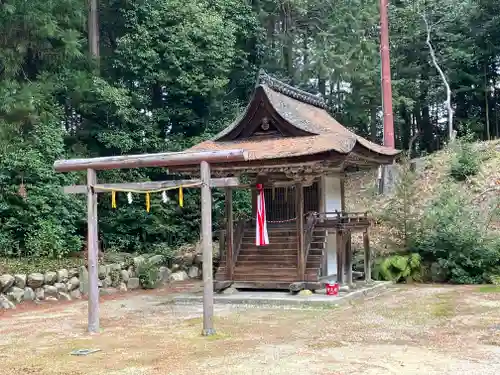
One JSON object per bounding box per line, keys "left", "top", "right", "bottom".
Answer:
{"left": 1, "top": 0, "right": 499, "bottom": 261}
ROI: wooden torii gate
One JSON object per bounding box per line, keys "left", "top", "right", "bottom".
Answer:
{"left": 53, "top": 149, "right": 248, "bottom": 336}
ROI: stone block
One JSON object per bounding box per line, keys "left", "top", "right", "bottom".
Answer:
{"left": 127, "top": 277, "right": 140, "bottom": 290}
{"left": 67, "top": 277, "right": 80, "bottom": 291}
{"left": 0, "top": 274, "right": 15, "bottom": 292}
{"left": 57, "top": 269, "right": 69, "bottom": 283}
{"left": 23, "top": 287, "right": 35, "bottom": 301}
{"left": 14, "top": 274, "right": 26, "bottom": 289}
{"left": 27, "top": 273, "right": 44, "bottom": 289}
{"left": 169, "top": 271, "right": 188, "bottom": 282}
{"left": 44, "top": 272, "right": 57, "bottom": 285}
{"left": 6, "top": 286, "right": 24, "bottom": 303}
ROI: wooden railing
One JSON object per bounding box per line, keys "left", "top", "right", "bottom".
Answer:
{"left": 231, "top": 218, "right": 247, "bottom": 274}
{"left": 314, "top": 211, "right": 371, "bottom": 230}
{"left": 303, "top": 212, "right": 317, "bottom": 268}
{"left": 218, "top": 217, "right": 247, "bottom": 280}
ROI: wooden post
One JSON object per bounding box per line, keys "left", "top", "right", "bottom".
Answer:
{"left": 345, "top": 231, "right": 353, "bottom": 286}
{"left": 336, "top": 230, "right": 344, "bottom": 284}
{"left": 363, "top": 229, "right": 371, "bottom": 282}
{"left": 295, "top": 183, "right": 305, "bottom": 280}
{"left": 200, "top": 161, "right": 215, "bottom": 336}
{"left": 318, "top": 176, "right": 325, "bottom": 223}
{"left": 251, "top": 187, "right": 257, "bottom": 224}
{"left": 340, "top": 177, "right": 346, "bottom": 213}
{"left": 225, "top": 187, "right": 234, "bottom": 280}
{"left": 87, "top": 168, "right": 100, "bottom": 333}
{"left": 218, "top": 230, "right": 225, "bottom": 265}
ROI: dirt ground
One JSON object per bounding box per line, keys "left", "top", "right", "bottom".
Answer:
{"left": 1, "top": 284, "right": 499, "bottom": 375}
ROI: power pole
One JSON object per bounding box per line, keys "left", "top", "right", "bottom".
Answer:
{"left": 379, "top": 0, "right": 394, "bottom": 148}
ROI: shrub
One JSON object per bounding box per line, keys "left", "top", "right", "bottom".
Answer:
{"left": 150, "top": 242, "right": 178, "bottom": 266}
{"left": 379, "top": 152, "right": 420, "bottom": 252}
{"left": 136, "top": 259, "right": 160, "bottom": 289}
{"left": 24, "top": 219, "right": 82, "bottom": 259}
{"left": 449, "top": 135, "right": 480, "bottom": 181}
{"left": 373, "top": 253, "right": 422, "bottom": 283}
{"left": 411, "top": 186, "right": 500, "bottom": 284}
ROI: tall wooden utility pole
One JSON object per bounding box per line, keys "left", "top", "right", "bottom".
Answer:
{"left": 380, "top": 0, "right": 394, "bottom": 148}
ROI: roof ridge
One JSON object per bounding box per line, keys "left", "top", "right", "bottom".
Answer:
{"left": 257, "top": 70, "right": 327, "bottom": 110}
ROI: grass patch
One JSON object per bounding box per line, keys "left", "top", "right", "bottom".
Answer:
{"left": 0, "top": 257, "right": 85, "bottom": 275}
{"left": 480, "top": 337, "right": 500, "bottom": 346}
{"left": 430, "top": 294, "right": 456, "bottom": 318}
{"left": 203, "top": 332, "right": 232, "bottom": 341}
{"left": 478, "top": 285, "right": 500, "bottom": 293}
{"left": 183, "top": 317, "right": 203, "bottom": 326}
{"left": 308, "top": 340, "right": 344, "bottom": 349}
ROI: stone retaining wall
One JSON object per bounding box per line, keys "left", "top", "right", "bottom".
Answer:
{"left": 0, "top": 253, "right": 203, "bottom": 310}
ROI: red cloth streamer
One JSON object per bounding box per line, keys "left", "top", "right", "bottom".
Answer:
{"left": 255, "top": 184, "right": 269, "bottom": 246}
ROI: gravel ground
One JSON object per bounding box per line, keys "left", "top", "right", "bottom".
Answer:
{"left": 0, "top": 284, "right": 499, "bottom": 375}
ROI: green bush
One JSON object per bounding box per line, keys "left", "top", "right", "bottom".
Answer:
{"left": 150, "top": 242, "right": 178, "bottom": 265}
{"left": 0, "top": 256, "right": 85, "bottom": 275}
{"left": 136, "top": 260, "right": 160, "bottom": 289}
{"left": 379, "top": 152, "right": 420, "bottom": 251}
{"left": 411, "top": 187, "right": 500, "bottom": 284}
{"left": 449, "top": 135, "right": 480, "bottom": 181}
{"left": 373, "top": 253, "right": 423, "bottom": 283}
{"left": 24, "top": 219, "right": 82, "bottom": 259}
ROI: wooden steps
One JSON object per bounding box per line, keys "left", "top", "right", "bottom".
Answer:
{"left": 215, "top": 224, "right": 327, "bottom": 288}
{"left": 306, "top": 228, "right": 327, "bottom": 272}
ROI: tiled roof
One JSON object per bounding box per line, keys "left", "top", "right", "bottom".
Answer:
{"left": 187, "top": 73, "right": 400, "bottom": 160}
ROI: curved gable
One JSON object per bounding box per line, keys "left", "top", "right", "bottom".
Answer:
{"left": 215, "top": 86, "right": 316, "bottom": 141}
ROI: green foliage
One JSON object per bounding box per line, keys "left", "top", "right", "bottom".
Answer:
{"left": 0, "top": 82, "right": 85, "bottom": 258}
{"left": 489, "top": 275, "right": 500, "bottom": 286}
{"left": 373, "top": 253, "right": 423, "bottom": 283}
{"left": 0, "top": 257, "right": 85, "bottom": 275}
{"left": 449, "top": 135, "right": 481, "bottom": 181}
{"left": 148, "top": 243, "right": 179, "bottom": 266}
{"left": 478, "top": 285, "right": 500, "bottom": 293}
{"left": 137, "top": 260, "right": 160, "bottom": 289}
{"left": 411, "top": 186, "right": 500, "bottom": 284}
{"left": 380, "top": 153, "right": 420, "bottom": 251}
{"left": 110, "top": 268, "right": 122, "bottom": 288}
{"left": 2, "top": 0, "right": 500, "bottom": 261}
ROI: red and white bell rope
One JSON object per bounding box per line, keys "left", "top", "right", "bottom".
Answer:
{"left": 255, "top": 183, "right": 269, "bottom": 246}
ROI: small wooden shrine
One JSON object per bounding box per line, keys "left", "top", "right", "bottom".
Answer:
{"left": 177, "top": 71, "right": 400, "bottom": 292}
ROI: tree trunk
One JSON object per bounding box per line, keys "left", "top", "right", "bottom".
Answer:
{"left": 422, "top": 14, "right": 453, "bottom": 141}
{"left": 400, "top": 104, "right": 411, "bottom": 150}
{"left": 495, "top": 89, "right": 499, "bottom": 139}
{"left": 485, "top": 64, "right": 491, "bottom": 140}
{"left": 281, "top": 6, "right": 294, "bottom": 81}
{"left": 88, "top": 0, "right": 99, "bottom": 62}
{"left": 370, "top": 103, "right": 378, "bottom": 142}
{"left": 318, "top": 76, "right": 326, "bottom": 97}
{"left": 418, "top": 71, "right": 433, "bottom": 154}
